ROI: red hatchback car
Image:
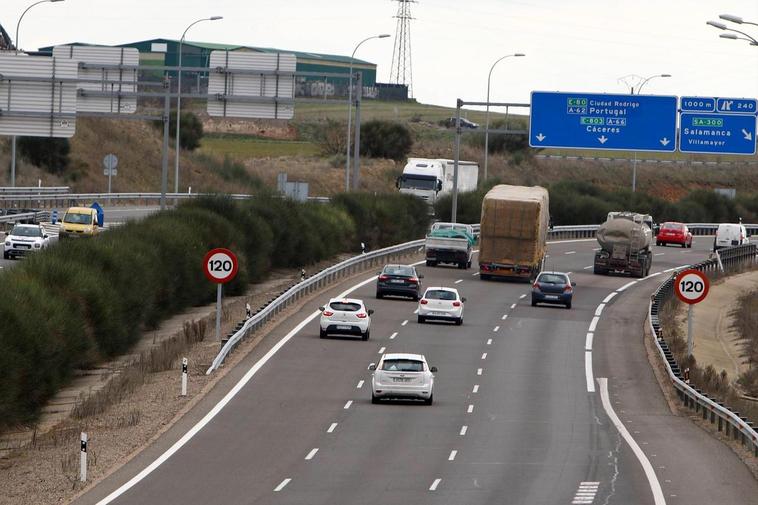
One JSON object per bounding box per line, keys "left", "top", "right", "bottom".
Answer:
{"left": 656, "top": 222, "right": 692, "bottom": 248}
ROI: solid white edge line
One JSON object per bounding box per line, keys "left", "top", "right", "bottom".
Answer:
{"left": 602, "top": 292, "right": 618, "bottom": 304}
{"left": 598, "top": 378, "right": 666, "bottom": 505}
{"left": 305, "top": 448, "right": 319, "bottom": 460}
{"left": 274, "top": 478, "right": 292, "bottom": 492}
{"left": 327, "top": 423, "right": 337, "bottom": 433}
{"left": 92, "top": 267, "right": 416, "bottom": 505}
{"left": 429, "top": 478, "right": 442, "bottom": 491}
{"left": 594, "top": 304, "right": 605, "bottom": 317}
{"left": 617, "top": 280, "right": 637, "bottom": 292}
{"left": 585, "top": 332, "right": 594, "bottom": 351}
{"left": 588, "top": 316, "right": 600, "bottom": 332}
{"left": 585, "top": 351, "right": 595, "bottom": 393}
{"left": 448, "top": 450, "right": 457, "bottom": 461}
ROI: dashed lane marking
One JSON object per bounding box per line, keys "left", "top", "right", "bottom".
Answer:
{"left": 305, "top": 448, "right": 319, "bottom": 460}
{"left": 401, "top": 320, "right": 408, "bottom": 326}
{"left": 455, "top": 279, "right": 463, "bottom": 284}
{"left": 603, "top": 292, "right": 617, "bottom": 304}
{"left": 274, "top": 479, "right": 291, "bottom": 492}
{"left": 459, "top": 426, "right": 468, "bottom": 436}
{"left": 565, "top": 251, "right": 576, "bottom": 255}
{"left": 493, "top": 326, "right": 500, "bottom": 332}
{"left": 486, "top": 338, "right": 492, "bottom": 345}
{"left": 389, "top": 332, "right": 397, "bottom": 340}
{"left": 429, "top": 478, "right": 442, "bottom": 491}
{"left": 344, "top": 401, "right": 353, "bottom": 410}
{"left": 588, "top": 316, "right": 600, "bottom": 332}
{"left": 327, "top": 423, "right": 337, "bottom": 433}
{"left": 583, "top": 265, "right": 593, "bottom": 270}
{"left": 481, "top": 353, "right": 487, "bottom": 360}
{"left": 477, "top": 368, "right": 483, "bottom": 376}
{"left": 356, "top": 380, "right": 364, "bottom": 389}
{"left": 585, "top": 332, "right": 594, "bottom": 351}
{"left": 467, "top": 404, "right": 474, "bottom": 413}
{"left": 378, "top": 347, "right": 385, "bottom": 354}
{"left": 472, "top": 385, "right": 479, "bottom": 393}
{"left": 585, "top": 352, "right": 595, "bottom": 393}
{"left": 510, "top": 303, "right": 517, "bottom": 309}
{"left": 501, "top": 314, "right": 508, "bottom": 320}
{"left": 448, "top": 450, "right": 457, "bottom": 461}
{"left": 594, "top": 304, "right": 605, "bottom": 317}
{"left": 519, "top": 294, "right": 527, "bottom": 299}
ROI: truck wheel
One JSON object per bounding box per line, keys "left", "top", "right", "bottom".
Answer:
{"left": 480, "top": 274, "right": 490, "bottom": 281}
{"left": 467, "top": 260, "right": 472, "bottom": 269}
{"left": 593, "top": 266, "right": 607, "bottom": 275}
{"left": 458, "top": 262, "right": 466, "bottom": 269}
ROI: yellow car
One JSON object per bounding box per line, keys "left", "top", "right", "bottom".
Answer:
{"left": 60, "top": 207, "right": 100, "bottom": 238}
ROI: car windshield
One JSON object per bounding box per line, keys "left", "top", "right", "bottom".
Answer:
{"left": 329, "top": 302, "right": 361, "bottom": 312}
{"left": 425, "top": 290, "right": 457, "bottom": 300}
{"left": 399, "top": 175, "right": 437, "bottom": 190}
{"left": 381, "top": 359, "right": 424, "bottom": 372}
{"left": 11, "top": 226, "right": 42, "bottom": 237}
{"left": 64, "top": 212, "right": 92, "bottom": 225}
{"left": 662, "top": 223, "right": 682, "bottom": 230}
{"left": 538, "top": 274, "right": 568, "bottom": 284}
{"left": 383, "top": 266, "right": 414, "bottom": 277}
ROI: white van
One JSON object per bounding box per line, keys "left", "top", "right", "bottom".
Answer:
{"left": 714, "top": 223, "right": 749, "bottom": 251}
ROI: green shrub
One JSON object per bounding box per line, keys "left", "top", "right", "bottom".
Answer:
{"left": 359, "top": 120, "right": 413, "bottom": 161}
{"left": 17, "top": 137, "right": 71, "bottom": 174}
{"left": 168, "top": 111, "right": 204, "bottom": 151}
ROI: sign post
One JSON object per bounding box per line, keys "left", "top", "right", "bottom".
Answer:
{"left": 674, "top": 269, "right": 710, "bottom": 357}
{"left": 103, "top": 154, "right": 118, "bottom": 201}
{"left": 203, "top": 248, "right": 239, "bottom": 341}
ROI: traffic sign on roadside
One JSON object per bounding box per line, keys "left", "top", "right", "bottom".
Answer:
{"left": 529, "top": 91, "right": 678, "bottom": 152}
{"left": 674, "top": 269, "right": 709, "bottom": 305}
{"left": 679, "top": 96, "right": 757, "bottom": 155}
{"left": 203, "top": 248, "right": 239, "bottom": 284}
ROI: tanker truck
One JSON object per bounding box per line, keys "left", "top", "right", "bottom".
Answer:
{"left": 593, "top": 212, "right": 653, "bottom": 278}
{"left": 479, "top": 184, "right": 549, "bottom": 281}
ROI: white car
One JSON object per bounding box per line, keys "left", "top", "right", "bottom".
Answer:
{"left": 319, "top": 298, "right": 373, "bottom": 340}
{"left": 4, "top": 224, "right": 50, "bottom": 259}
{"left": 714, "top": 223, "right": 749, "bottom": 251}
{"left": 370, "top": 353, "right": 437, "bottom": 405}
{"left": 417, "top": 287, "right": 465, "bottom": 325}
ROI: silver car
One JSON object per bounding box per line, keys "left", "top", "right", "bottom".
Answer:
{"left": 370, "top": 353, "right": 437, "bottom": 405}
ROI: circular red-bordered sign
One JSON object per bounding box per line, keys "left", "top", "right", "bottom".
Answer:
{"left": 674, "top": 269, "right": 709, "bottom": 305}
{"left": 203, "top": 248, "right": 238, "bottom": 284}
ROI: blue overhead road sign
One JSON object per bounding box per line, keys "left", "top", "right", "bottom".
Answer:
{"left": 529, "top": 91, "right": 677, "bottom": 152}
{"left": 679, "top": 96, "right": 757, "bottom": 155}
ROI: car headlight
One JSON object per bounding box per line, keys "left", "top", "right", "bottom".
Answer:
{"left": 33, "top": 243, "right": 41, "bottom": 248}
{"left": 4, "top": 241, "right": 9, "bottom": 246}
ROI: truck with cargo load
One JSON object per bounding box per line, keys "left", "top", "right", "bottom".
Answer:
{"left": 593, "top": 211, "right": 652, "bottom": 278}
{"left": 396, "top": 158, "right": 478, "bottom": 205}
{"left": 424, "top": 222, "right": 476, "bottom": 269}
{"left": 478, "top": 184, "right": 550, "bottom": 281}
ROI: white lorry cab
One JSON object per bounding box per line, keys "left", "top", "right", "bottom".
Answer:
{"left": 714, "top": 223, "right": 749, "bottom": 251}
{"left": 397, "top": 158, "right": 479, "bottom": 205}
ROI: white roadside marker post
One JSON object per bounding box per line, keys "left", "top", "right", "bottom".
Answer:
{"left": 181, "top": 357, "right": 188, "bottom": 397}
{"left": 80, "top": 432, "right": 88, "bottom": 482}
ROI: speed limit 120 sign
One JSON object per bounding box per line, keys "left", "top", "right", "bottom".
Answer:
{"left": 674, "top": 269, "right": 710, "bottom": 305}
{"left": 203, "top": 248, "right": 239, "bottom": 284}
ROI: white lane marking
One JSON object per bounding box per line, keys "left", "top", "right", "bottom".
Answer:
{"left": 594, "top": 304, "right": 605, "bottom": 317}
{"left": 519, "top": 294, "right": 526, "bottom": 299}
{"left": 486, "top": 338, "right": 492, "bottom": 345}
{"left": 603, "top": 292, "right": 618, "bottom": 304}
{"left": 593, "top": 247, "right": 601, "bottom": 251}
{"left": 585, "top": 351, "right": 595, "bottom": 393}
{"left": 327, "top": 423, "right": 338, "bottom": 433}
{"left": 547, "top": 238, "right": 597, "bottom": 245}
{"left": 583, "top": 265, "right": 593, "bottom": 270}
{"left": 654, "top": 253, "right": 665, "bottom": 256}
{"left": 448, "top": 450, "right": 457, "bottom": 461}
{"left": 305, "top": 448, "right": 319, "bottom": 460}
{"left": 647, "top": 271, "right": 661, "bottom": 278}
{"left": 493, "top": 326, "right": 500, "bottom": 332}
{"left": 477, "top": 368, "right": 483, "bottom": 376}
{"left": 356, "top": 380, "right": 364, "bottom": 389}
{"left": 598, "top": 378, "right": 666, "bottom": 505}
{"left": 389, "top": 332, "right": 397, "bottom": 340}
{"left": 472, "top": 272, "right": 480, "bottom": 276}
{"left": 617, "top": 280, "right": 637, "bottom": 292}
{"left": 481, "top": 353, "right": 487, "bottom": 360}
{"left": 565, "top": 251, "right": 576, "bottom": 255}
{"left": 472, "top": 385, "right": 479, "bottom": 393}
{"left": 501, "top": 314, "right": 508, "bottom": 320}
{"left": 378, "top": 347, "right": 386, "bottom": 354}
{"left": 274, "top": 478, "right": 291, "bottom": 492}
{"left": 344, "top": 400, "right": 353, "bottom": 410}
{"left": 94, "top": 271, "right": 392, "bottom": 504}
{"left": 454, "top": 279, "right": 463, "bottom": 284}
{"left": 588, "top": 316, "right": 600, "bottom": 332}
{"left": 510, "top": 303, "right": 517, "bottom": 309}
{"left": 429, "top": 478, "right": 442, "bottom": 491}
{"left": 413, "top": 308, "right": 419, "bottom": 314}
{"left": 567, "top": 271, "right": 573, "bottom": 275}
{"left": 467, "top": 404, "right": 474, "bottom": 413}
{"left": 663, "top": 267, "right": 677, "bottom": 273}
{"left": 585, "top": 332, "right": 594, "bottom": 351}
{"left": 401, "top": 320, "right": 408, "bottom": 326}
{"left": 460, "top": 426, "right": 468, "bottom": 436}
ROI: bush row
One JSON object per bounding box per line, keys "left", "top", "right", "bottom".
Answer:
{"left": 0, "top": 193, "right": 429, "bottom": 430}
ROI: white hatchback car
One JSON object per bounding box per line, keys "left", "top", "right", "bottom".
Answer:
{"left": 417, "top": 287, "right": 465, "bottom": 325}
{"left": 319, "top": 298, "right": 373, "bottom": 340}
{"left": 370, "top": 353, "right": 437, "bottom": 405}
{"left": 4, "top": 223, "right": 50, "bottom": 259}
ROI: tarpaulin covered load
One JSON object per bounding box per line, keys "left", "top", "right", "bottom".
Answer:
{"left": 596, "top": 217, "right": 652, "bottom": 255}
{"left": 427, "top": 227, "right": 476, "bottom": 246}
{"left": 479, "top": 184, "right": 549, "bottom": 266}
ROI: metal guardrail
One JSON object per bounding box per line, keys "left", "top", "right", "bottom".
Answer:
{"left": 648, "top": 243, "right": 758, "bottom": 456}
{"left": 0, "top": 186, "right": 69, "bottom": 194}
{"left": 0, "top": 211, "right": 49, "bottom": 224}
{"left": 206, "top": 238, "right": 426, "bottom": 374}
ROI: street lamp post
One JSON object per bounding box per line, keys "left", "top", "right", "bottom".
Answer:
{"left": 345, "top": 34, "right": 390, "bottom": 192}
{"left": 708, "top": 17, "right": 758, "bottom": 46}
{"left": 618, "top": 73, "right": 671, "bottom": 192}
{"left": 174, "top": 16, "right": 222, "bottom": 194}
{"left": 483, "top": 53, "right": 524, "bottom": 182}
{"left": 11, "top": 0, "right": 65, "bottom": 188}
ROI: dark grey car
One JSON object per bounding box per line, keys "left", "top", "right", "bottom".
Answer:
{"left": 376, "top": 264, "right": 423, "bottom": 300}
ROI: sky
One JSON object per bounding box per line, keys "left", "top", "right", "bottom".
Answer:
{"left": 4, "top": 0, "right": 758, "bottom": 109}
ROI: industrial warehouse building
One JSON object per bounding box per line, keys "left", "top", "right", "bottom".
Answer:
{"left": 37, "top": 38, "right": 406, "bottom": 99}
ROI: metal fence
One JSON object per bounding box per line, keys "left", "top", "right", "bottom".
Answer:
{"left": 649, "top": 243, "right": 758, "bottom": 456}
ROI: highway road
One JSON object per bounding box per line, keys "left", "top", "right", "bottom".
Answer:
{"left": 75, "top": 237, "right": 758, "bottom": 505}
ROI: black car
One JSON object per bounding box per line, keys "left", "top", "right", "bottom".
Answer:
{"left": 376, "top": 264, "right": 423, "bottom": 300}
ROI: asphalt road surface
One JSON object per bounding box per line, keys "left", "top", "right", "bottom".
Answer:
{"left": 74, "top": 237, "right": 758, "bottom": 505}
